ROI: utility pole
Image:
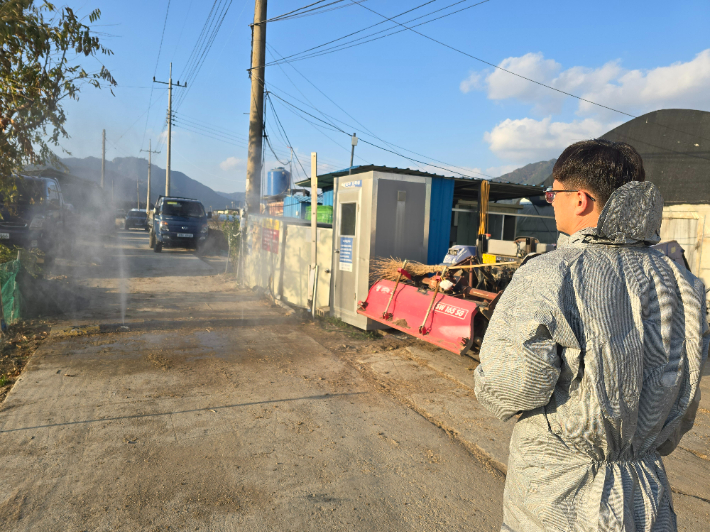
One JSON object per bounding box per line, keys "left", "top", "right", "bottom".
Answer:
{"left": 246, "top": 0, "right": 267, "bottom": 214}
{"left": 348, "top": 133, "right": 358, "bottom": 175}
{"left": 153, "top": 63, "right": 185, "bottom": 196}
{"left": 101, "top": 129, "right": 105, "bottom": 188}
{"left": 140, "top": 140, "right": 160, "bottom": 211}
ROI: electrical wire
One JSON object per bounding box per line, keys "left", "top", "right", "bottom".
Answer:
{"left": 264, "top": 0, "right": 442, "bottom": 67}
{"left": 270, "top": 91, "right": 491, "bottom": 178}
{"left": 259, "top": 0, "right": 343, "bottom": 24}
{"left": 264, "top": 128, "right": 291, "bottom": 166}
{"left": 174, "top": 0, "right": 235, "bottom": 111}
{"left": 267, "top": 43, "right": 474, "bottom": 174}
{"left": 355, "top": 1, "right": 634, "bottom": 119}
{"left": 265, "top": 93, "right": 309, "bottom": 179}
{"left": 175, "top": 114, "right": 249, "bottom": 143}
{"left": 174, "top": 122, "right": 247, "bottom": 148}
{"left": 257, "top": 66, "right": 487, "bottom": 177}
{"left": 266, "top": 0, "right": 487, "bottom": 66}
{"left": 173, "top": 119, "right": 249, "bottom": 148}
{"left": 140, "top": 0, "right": 172, "bottom": 150}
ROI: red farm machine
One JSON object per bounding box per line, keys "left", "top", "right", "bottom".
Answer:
{"left": 357, "top": 237, "right": 549, "bottom": 356}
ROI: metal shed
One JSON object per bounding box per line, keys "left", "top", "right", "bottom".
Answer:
{"left": 296, "top": 165, "right": 546, "bottom": 328}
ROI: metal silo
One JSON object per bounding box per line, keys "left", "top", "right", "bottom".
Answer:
{"left": 265, "top": 167, "right": 291, "bottom": 196}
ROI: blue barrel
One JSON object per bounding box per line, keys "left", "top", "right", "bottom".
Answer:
{"left": 265, "top": 167, "right": 291, "bottom": 196}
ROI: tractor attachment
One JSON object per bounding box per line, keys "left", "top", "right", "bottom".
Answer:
{"left": 357, "top": 279, "right": 481, "bottom": 356}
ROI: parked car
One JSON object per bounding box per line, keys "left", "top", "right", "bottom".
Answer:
{"left": 124, "top": 209, "right": 148, "bottom": 231}
{"left": 148, "top": 196, "right": 211, "bottom": 253}
{"left": 0, "top": 175, "right": 68, "bottom": 255}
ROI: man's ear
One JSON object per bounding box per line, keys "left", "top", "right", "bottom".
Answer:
{"left": 573, "top": 191, "right": 594, "bottom": 216}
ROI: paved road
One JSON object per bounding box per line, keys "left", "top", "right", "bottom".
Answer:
{"left": 0, "top": 230, "right": 505, "bottom": 531}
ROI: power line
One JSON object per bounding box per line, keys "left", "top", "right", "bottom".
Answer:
{"left": 259, "top": 0, "right": 344, "bottom": 24}
{"left": 355, "top": 1, "right": 637, "bottom": 119}
{"left": 266, "top": 0, "right": 488, "bottom": 66}
{"left": 264, "top": 127, "right": 291, "bottom": 166}
{"left": 140, "top": 0, "right": 172, "bottom": 150}
{"left": 174, "top": 122, "right": 247, "bottom": 148}
{"left": 267, "top": 44, "right": 431, "bottom": 172}
{"left": 266, "top": 93, "right": 309, "bottom": 179}
{"left": 270, "top": 91, "right": 491, "bottom": 178}
{"left": 177, "top": 0, "right": 223, "bottom": 82}
{"left": 173, "top": 119, "right": 249, "bottom": 148}
{"left": 277, "top": 0, "right": 367, "bottom": 21}
{"left": 257, "top": 64, "right": 485, "bottom": 177}
{"left": 175, "top": 0, "right": 235, "bottom": 111}
{"left": 153, "top": 0, "right": 172, "bottom": 75}
{"left": 175, "top": 113, "right": 249, "bottom": 142}
{"left": 171, "top": 0, "right": 195, "bottom": 62}
{"left": 263, "top": 0, "right": 442, "bottom": 67}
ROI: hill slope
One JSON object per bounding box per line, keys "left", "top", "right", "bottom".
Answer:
{"left": 57, "top": 156, "right": 242, "bottom": 210}
{"left": 494, "top": 159, "right": 556, "bottom": 186}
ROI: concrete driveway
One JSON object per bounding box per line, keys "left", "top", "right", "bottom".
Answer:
{"left": 0, "top": 230, "right": 505, "bottom": 531}
{"left": 1, "top": 229, "right": 708, "bottom": 531}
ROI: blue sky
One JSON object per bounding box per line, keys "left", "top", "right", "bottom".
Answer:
{"left": 59, "top": 0, "right": 710, "bottom": 192}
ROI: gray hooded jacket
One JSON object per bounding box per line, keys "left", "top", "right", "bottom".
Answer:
{"left": 474, "top": 181, "right": 709, "bottom": 531}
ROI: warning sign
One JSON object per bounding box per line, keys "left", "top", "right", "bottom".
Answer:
{"left": 262, "top": 228, "right": 279, "bottom": 253}
{"left": 339, "top": 236, "right": 353, "bottom": 272}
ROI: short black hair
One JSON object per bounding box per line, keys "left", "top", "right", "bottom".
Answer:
{"left": 552, "top": 139, "right": 645, "bottom": 207}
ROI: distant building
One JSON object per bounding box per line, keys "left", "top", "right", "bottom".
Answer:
{"left": 601, "top": 109, "right": 710, "bottom": 291}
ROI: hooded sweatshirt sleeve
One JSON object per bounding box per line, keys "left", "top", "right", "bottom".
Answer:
{"left": 474, "top": 254, "right": 573, "bottom": 421}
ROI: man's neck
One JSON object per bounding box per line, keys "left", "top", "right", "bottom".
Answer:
{"left": 566, "top": 213, "right": 600, "bottom": 235}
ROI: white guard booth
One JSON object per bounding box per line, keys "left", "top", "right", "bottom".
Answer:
{"left": 332, "top": 170, "right": 430, "bottom": 329}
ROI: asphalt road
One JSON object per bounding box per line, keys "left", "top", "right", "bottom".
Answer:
{"left": 0, "top": 230, "right": 506, "bottom": 531}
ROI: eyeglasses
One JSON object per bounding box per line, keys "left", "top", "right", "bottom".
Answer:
{"left": 545, "top": 187, "right": 596, "bottom": 204}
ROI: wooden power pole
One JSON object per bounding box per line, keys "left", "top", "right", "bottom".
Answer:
{"left": 140, "top": 139, "right": 160, "bottom": 211}
{"left": 153, "top": 63, "right": 185, "bottom": 197}
{"left": 101, "top": 129, "right": 105, "bottom": 189}
{"left": 246, "top": 0, "right": 267, "bottom": 214}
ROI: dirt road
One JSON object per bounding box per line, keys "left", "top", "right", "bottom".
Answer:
{"left": 0, "top": 231, "right": 505, "bottom": 531}
{"left": 1, "top": 230, "right": 708, "bottom": 531}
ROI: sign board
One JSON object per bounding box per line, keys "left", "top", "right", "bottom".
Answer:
{"left": 339, "top": 236, "right": 353, "bottom": 271}
{"left": 261, "top": 219, "right": 280, "bottom": 254}
{"left": 341, "top": 180, "right": 362, "bottom": 189}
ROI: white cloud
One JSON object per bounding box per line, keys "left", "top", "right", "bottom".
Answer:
{"left": 465, "top": 50, "right": 710, "bottom": 162}
{"left": 459, "top": 71, "right": 483, "bottom": 94}
{"left": 219, "top": 156, "right": 242, "bottom": 171}
{"left": 484, "top": 117, "right": 615, "bottom": 162}
{"left": 486, "top": 52, "right": 562, "bottom": 107}
{"left": 463, "top": 49, "right": 710, "bottom": 117}
{"left": 576, "top": 49, "right": 710, "bottom": 115}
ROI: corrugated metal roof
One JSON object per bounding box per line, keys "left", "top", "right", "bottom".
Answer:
{"left": 295, "top": 165, "right": 546, "bottom": 201}
{"left": 601, "top": 109, "right": 710, "bottom": 205}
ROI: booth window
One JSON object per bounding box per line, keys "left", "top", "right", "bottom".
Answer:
{"left": 340, "top": 203, "right": 357, "bottom": 236}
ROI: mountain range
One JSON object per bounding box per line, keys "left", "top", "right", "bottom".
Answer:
{"left": 494, "top": 159, "right": 556, "bottom": 187}
{"left": 46, "top": 155, "right": 553, "bottom": 211}
{"left": 54, "top": 156, "right": 244, "bottom": 210}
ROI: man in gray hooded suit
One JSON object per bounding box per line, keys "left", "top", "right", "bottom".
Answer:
{"left": 474, "top": 139, "right": 709, "bottom": 531}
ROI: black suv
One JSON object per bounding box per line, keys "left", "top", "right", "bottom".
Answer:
{"left": 124, "top": 209, "right": 148, "bottom": 230}
{"left": 0, "top": 175, "right": 67, "bottom": 254}
{"left": 148, "top": 196, "right": 211, "bottom": 252}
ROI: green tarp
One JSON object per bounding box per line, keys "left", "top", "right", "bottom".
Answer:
{"left": 0, "top": 259, "right": 24, "bottom": 325}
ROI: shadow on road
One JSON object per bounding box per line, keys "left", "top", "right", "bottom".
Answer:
{"left": 0, "top": 392, "right": 367, "bottom": 433}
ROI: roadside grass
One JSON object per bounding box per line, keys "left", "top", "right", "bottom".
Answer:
{"left": 0, "top": 320, "right": 52, "bottom": 402}
{"left": 318, "top": 315, "right": 381, "bottom": 340}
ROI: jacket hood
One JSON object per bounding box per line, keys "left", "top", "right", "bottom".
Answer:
{"left": 595, "top": 181, "right": 663, "bottom": 245}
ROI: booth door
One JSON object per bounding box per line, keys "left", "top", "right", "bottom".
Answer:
{"left": 332, "top": 188, "right": 362, "bottom": 325}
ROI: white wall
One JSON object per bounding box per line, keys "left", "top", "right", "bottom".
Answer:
{"left": 661, "top": 204, "right": 710, "bottom": 292}
{"left": 242, "top": 215, "right": 332, "bottom": 311}
{"left": 281, "top": 224, "right": 332, "bottom": 310}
